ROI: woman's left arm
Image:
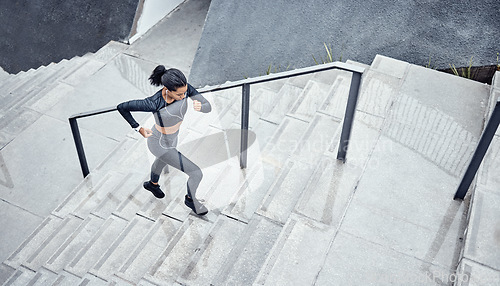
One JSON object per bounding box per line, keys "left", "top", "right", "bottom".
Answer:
{"left": 188, "top": 84, "right": 212, "bottom": 113}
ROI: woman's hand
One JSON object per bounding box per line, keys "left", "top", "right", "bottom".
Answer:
{"left": 139, "top": 127, "right": 153, "bottom": 138}
{"left": 193, "top": 100, "right": 202, "bottom": 112}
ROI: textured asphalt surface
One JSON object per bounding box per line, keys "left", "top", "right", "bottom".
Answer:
{"left": 0, "top": 0, "right": 138, "bottom": 73}
{"left": 189, "top": 0, "right": 500, "bottom": 87}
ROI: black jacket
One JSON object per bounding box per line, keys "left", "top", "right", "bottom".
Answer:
{"left": 117, "top": 84, "right": 211, "bottom": 128}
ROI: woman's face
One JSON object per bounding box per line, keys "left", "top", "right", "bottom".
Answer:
{"left": 166, "top": 85, "right": 188, "bottom": 101}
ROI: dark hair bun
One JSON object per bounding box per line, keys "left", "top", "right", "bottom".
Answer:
{"left": 149, "top": 65, "right": 167, "bottom": 86}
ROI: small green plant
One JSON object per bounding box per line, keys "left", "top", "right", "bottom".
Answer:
{"left": 425, "top": 55, "right": 437, "bottom": 69}
{"left": 449, "top": 56, "right": 474, "bottom": 79}
{"left": 313, "top": 43, "right": 343, "bottom": 65}
{"left": 260, "top": 63, "right": 291, "bottom": 76}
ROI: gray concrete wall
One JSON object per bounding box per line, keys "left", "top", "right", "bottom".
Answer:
{"left": 0, "top": 0, "right": 139, "bottom": 73}
{"left": 189, "top": 0, "right": 500, "bottom": 87}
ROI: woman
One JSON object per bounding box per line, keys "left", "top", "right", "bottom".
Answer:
{"left": 117, "top": 66, "right": 211, "bottom": 215}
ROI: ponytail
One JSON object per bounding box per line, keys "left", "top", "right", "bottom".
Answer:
{"left": 148, "top": 66, "right": 187, "bottom": 91}
{"left": 149, "top": 65, "right": 167, "bottom": 86}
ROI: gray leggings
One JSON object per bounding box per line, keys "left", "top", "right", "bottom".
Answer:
{"left": 147, "top": 129, "right": 202, "bottom": 197}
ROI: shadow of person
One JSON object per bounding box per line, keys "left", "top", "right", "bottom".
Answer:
{"left": 177, "top": 128, "right": 257, "bottom": 168}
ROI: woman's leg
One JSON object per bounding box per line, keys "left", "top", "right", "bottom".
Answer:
{"left": 155, "top": 149, "right": 207, "bottom": 215}
{"left": 150, "top": 157, "right": 168, "bottom": 183}
{"left": 156, "top": 149, "right": 203, "bottom": 197}
{"left": 143, "top": 156, "right": 167, "bottom": 198}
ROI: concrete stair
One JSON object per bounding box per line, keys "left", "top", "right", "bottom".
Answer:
{"left": 1, "top": 54, "right": 496, "bottom": 285}
{"left": 0, "top": 40, "right": 130, "bottom": 151}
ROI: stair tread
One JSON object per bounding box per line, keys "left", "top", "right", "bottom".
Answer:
{"left": 287, "top": 80, "right": 332, "bottom": 122}
{"left": 212, "top": 216, "right": 283, "bottom": 286}
{"left": 144, "top": 217, "right": 214, "bottom": 285}
{"left": 178, "top": 216, "right": 247, "bottom": 285}
{"left": 255, "top": 214, "right": 336, "bottom": 285}
{"left": 88, "top": 215, "right": 155, "bottom": 281}
{"left": 115, "top": 216, "right": 183, "bottom": 284}
{"left": 64, "top": 215, "right": 128, "bottom": 277}
{"left": 5, "top": 216, "right": 64, "bottom": 269}
{"left": 44, "top": 215, "right": 106, "bottom": 273}
{"left": 3, "top": 266, "right": 36, "bottom": 286}
{"left": 260, "top": 82, "right": 304, "bottom": 124}
{"left": 22, "top": 215, "right": 84, "bottom": 272}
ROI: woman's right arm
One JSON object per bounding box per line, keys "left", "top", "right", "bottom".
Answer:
{"left": 117, "top": 98, "right": 156, "bottom": 129}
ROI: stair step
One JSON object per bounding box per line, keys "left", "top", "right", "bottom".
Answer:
{"left": 92, "top": 136, "right": 139, "bottom": 176}
{"left": 260, "top": 116, "right": 310, "bottom": 169}
{"left": 25, "top": 82, "right": 75, "bottom": 114}
{"left": 311, "top": 69, "right": 350, "bottom": 86}
{"left": 203, "top": 88, "right": 242, "bottom": 130}
{"left": 0, "top": 106, "right": 42, "bottom": 133}
{"left": 64, "top": 215, "right": 128, "bottom": 277}
{"left": 135, "top": 279, "right": 159, "bottom": 286}
{"left": 287, "top": 80, "right": 332, "bottom": 122}
{"left": 249, "top": 117, "right": 280, "bottom": 150}
{"left": 212, "top": 215, "right": 283, "bottom": 285}
{"left": 0, "top": 58, "right": 76, "bottom": 116}
{"left": 52, "top": 171, "right": 134, "bottom": 220}
{"left": 60, "top": 59, "right": 105, "bottom": 87}
{"left": 0, "top": 263, "right": 16, "bottom": 285}
{"left": 88, "top": 215, "right": 155, "bottom": 281}
{"left": 0, "top": 108, "right": 42, "bottom": 150}
{"left": 17, "top": 64, "right": 63, "bottom": 95}
{"left": 92, "top": 41, "right": 130, "bottom": 64}
{"left": 261, "top": 82, "right": 304, "bottom": 125}
{"left": 144, "top": 216, "right": 214, "bottom": 285}
{"left": 91, "top": 172, "right": 146, "bottom": 220}
{"left": 24, "top": 267, "right": 59, "bottom": 286}
{"left": 109, "top": 137, "right": 153, "bottom": 177}
{"left": 78, "top": 273, "right": 109, "bottom": 285}
{"left": 112, "top": 178, "right": 158, "bottom": 221}
{"left": 3, "top": 266, "right": 36, "bottom": 286}
{"left": 0, "top": 66, "right": 10, "bottom": 80}
{"left": 44, "top": 214, "right": 106, "bottom": 274}
{"left": 5, "top": 216, "right": 64, "bottom": 269}
{"left": 0, "top": 74, "right": 18, "bottom": 94}
{"left": 201, "top": 159, "right": 246, "bottom": 212}
{"left": 71, "top": 172, "right": 127, "bottom": 219}
{"left": 115, "top": 216, "right": 183, "bottom": 284}
{"left": 346, "top": 59, "right": 371, "bottom": 69}
{"left": 2, "top": 70, "right": 38, "bottom": 96}
{"left": 245, "top": 87, "right": 279, "bottom": 128}
{"left": 254, "top": 214, "right": 336, "bottom": 285}
{"left": 51, "top": 271, "right": 85, "bottom": 286}
{"left": 257, "top": 160, "right": 315, "bottom": 224}
{"left": 177, "top": 215, "right": 247, "bottom": 285}
{"left": 291, "top": 113, "right": 341, "bottom": 164}
{"left": 22, "top": 215, "right": 84, "bottom": 272}
{"left": 318, "top": 75, "right": 352, "bottom": 119}
{"left": 223, "top": 117, "right": 309, "bottom": 222}
{"left": 285, "top": 73, "right": 314, "bottom": 89}
{"left": 21, "top": 67, "right": 76, "bottom": 108}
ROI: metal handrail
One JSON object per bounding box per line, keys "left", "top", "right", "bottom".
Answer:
{"left": 69, "top": 61, "right": 365, "bottom": 178}
{"left": 454, "top": 97, "right": 500, "bottom": 200}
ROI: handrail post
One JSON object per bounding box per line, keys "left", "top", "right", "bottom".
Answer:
{"left": 240, "top": 83, "right": 250, "bottom": 168}
{"left": 69, "top": 117, "right": 90, "bottom": 178}
{"left": 337, "top": 72, "right": 362, "bottom": 162}
{"left": 454, "top": 100, "right": 500, "bottom": 200}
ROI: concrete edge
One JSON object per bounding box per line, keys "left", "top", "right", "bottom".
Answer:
{"left": 453, "top": 70, "right": 500, "bottom": 284}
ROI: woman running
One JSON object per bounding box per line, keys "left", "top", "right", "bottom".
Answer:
{"left": 117, "top": 66, "right": 211, "bottom": 215}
